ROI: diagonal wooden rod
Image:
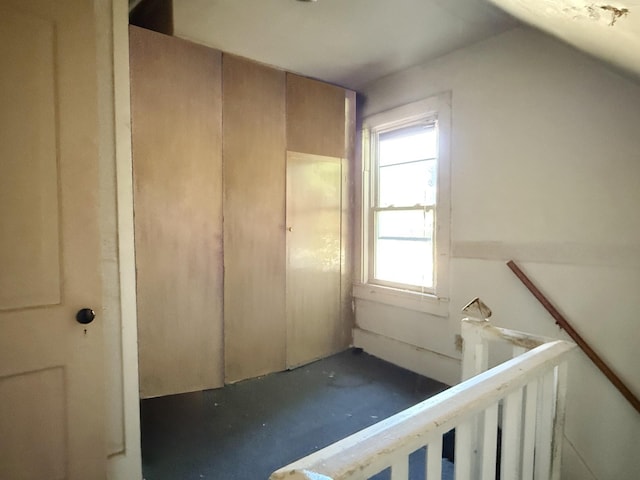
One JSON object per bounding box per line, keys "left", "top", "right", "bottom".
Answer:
{"left": 506, "top": 260, "right": 640, "bottom": 415}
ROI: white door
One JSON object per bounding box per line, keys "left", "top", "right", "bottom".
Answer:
{"left": 0, "top": 1, "right": 106, "bottom": 478}
{"left": 286, "top": 152, "right": 342, "bottom": 368}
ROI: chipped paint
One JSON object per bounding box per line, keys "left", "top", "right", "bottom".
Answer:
{"left": 561, "top": 3, "right": 631, "bottom": 25}
{"left": 454, "top": 334, "right": 463, "bottom": 352}
{"left": 488, "top": 0, "right": 640, "bottom": 79}
{"left": 599, "top": 4, "right": 630, "bottom": 25}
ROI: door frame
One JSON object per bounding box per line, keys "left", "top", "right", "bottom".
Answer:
{"left": 103, "top": 1, "right": 142, "bottom": 478}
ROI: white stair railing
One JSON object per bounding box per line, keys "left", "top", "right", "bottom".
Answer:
{"left": 270, "top": 315, "right": 576, "bottom": 480}
{"left": 459, "top": 316, "right": 569, "bottom": 480}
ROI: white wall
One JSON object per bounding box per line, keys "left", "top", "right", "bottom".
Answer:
{"left": 355, "top": 26, "right": 640, "bottom": 480}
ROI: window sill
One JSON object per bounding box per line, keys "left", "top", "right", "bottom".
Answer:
{"left": 352, "top": 283, "right": 449, "bottom": 317}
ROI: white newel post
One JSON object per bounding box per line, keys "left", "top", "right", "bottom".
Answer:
{"left": 460, "top": 297, "right": 493, "bottom": 381}
{"left": 460, "top": 297, "right": 493, "bottom": 479}
{"left": 461, "top": 318, "right": 489, "bottom": 381}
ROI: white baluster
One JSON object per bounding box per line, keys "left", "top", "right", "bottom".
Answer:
{"left": 534, "top": 371, "right": 555, "bottom": 480}
{"left": 426, "top": 437, "right": 443, "bottom": 480}
{"left": 521, "top": 379, "right": 539, "bottom": 480}
{"left": 501, "top": 387, "right": 524, "bottom": 479}
{"left": 455, "top": 420, "right": 472, "bottom": 480}
{"left": 550, "top": 363, "right": 568, "bottom": 480}
{"left": 390, "top": 457, "right": 409, "bottom": 480}
{"left": 480, "top": 404, "right": 498, "bottom": 480}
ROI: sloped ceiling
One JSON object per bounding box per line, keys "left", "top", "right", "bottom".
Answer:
{"left": 490, "top": 0, "right": 640, "bottom": 78}
{"left": 172, "top": 0, "right": 518, "bottom": 90}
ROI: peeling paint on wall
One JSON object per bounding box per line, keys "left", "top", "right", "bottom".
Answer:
{"left": 517, "top": 1, "right": 631, "bottom": 28}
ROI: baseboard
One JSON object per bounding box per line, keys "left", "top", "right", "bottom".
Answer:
{"left": 353, "top": 328, "right": 461, "bottom": 386}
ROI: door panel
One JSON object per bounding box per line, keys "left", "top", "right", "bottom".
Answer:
{"left": 0, "top": 368, "right": 66, "bottom": 478}
{"left": 0, "top": 1, "right": 105, "bottom": 478}
{"left": 223, "top": 55, "right": 287, "bottom": 383}
{"left": 0, "top": 6, "right": 60, "bottom": 310}
{"left": 286, "top": 152, "right": 342, "bottom": 367}
{"left": 130, "top": 26, "right": 224, "bottom": 398}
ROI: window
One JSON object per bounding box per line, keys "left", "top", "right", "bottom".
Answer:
{"left": 358, "top": 95, "right": 450, "bottom": 311}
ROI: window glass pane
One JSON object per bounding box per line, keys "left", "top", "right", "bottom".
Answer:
{"left": 379, "top": 159, "right": 436, "bottom": 207}
{"left": 379, "top": 124, "right": 436, "bottom": 166}
{"left": 375, "top": 210, "right": 434, "bottom": 288}
{"left": 377, "top": 209, "right": 432, "bottom": 239}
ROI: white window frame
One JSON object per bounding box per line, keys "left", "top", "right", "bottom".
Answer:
{"left": 354, "top": 93, "right": 450, "bottom": 316}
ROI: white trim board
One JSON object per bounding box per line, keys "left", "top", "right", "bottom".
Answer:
{"left": 452, "top": 241, "right": 640, "bottom": 269}
{"left": 353, "top": 328, "right": 460, "bottom": 386}
{"left": 106, "top": 0, "right": 142, "bottom": 478}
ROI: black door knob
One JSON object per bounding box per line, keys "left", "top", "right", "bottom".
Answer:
{"left": 76, "top": 308, "right": 96, "bottom": 325}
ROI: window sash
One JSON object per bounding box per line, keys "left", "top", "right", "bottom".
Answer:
{"left": 377, "top": 158, "right": 437, "bottom": 208}
{"left": 368, "top": 120, "right": 438, "bottom": 291}
{"left": 369, "top": 205, "right": 435, "bottom": 292}
{"left": 359, "top": 93, "right": 450, "bottom": 307}
{"left": 372, "top": 122, "right": 438, "bottom": 207}
{"left": 372, "top": 205, "right": 435, "bottom": 212}
{"left": 378, "top": 124, "right": 437, "bottom": 166}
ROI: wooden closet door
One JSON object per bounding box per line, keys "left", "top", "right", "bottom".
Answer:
{"left": 286, "top": 74, "right": 351, "bottom": 367}
{"left": 223, "top": 55, "right": 287, "bottom": 383}
{"left": 130, "top": 26, "right": 224, "bottom": 398}
{"left": 286, "top": 152, "right": 342, "bottom": 367}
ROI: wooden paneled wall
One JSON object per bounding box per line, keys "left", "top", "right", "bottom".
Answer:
{"left": 130, "top": 26, "right": 224, "bottom": 398}
{"left": 130, "top": 28, "right": 356, "bottom": 393}
{"left": 286, "top": 74, "right": 346, "bottom": 158}
{"left": 223, "top": 56, "right": 287, "bottom": 383}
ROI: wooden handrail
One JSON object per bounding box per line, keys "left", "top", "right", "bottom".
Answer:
{"left": 507, "top": 259, "right": 640, "bottom": 414}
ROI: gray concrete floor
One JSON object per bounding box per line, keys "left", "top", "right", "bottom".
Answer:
{"left": 140, "top": 349, "right": 453, "bottom": 480}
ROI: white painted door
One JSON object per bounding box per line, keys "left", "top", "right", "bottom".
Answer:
{"left": 286, "top": 152, "right": 342, "bottom": 368}
{"left": 0, "top": 1, "right": 106, "bottom": 478}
